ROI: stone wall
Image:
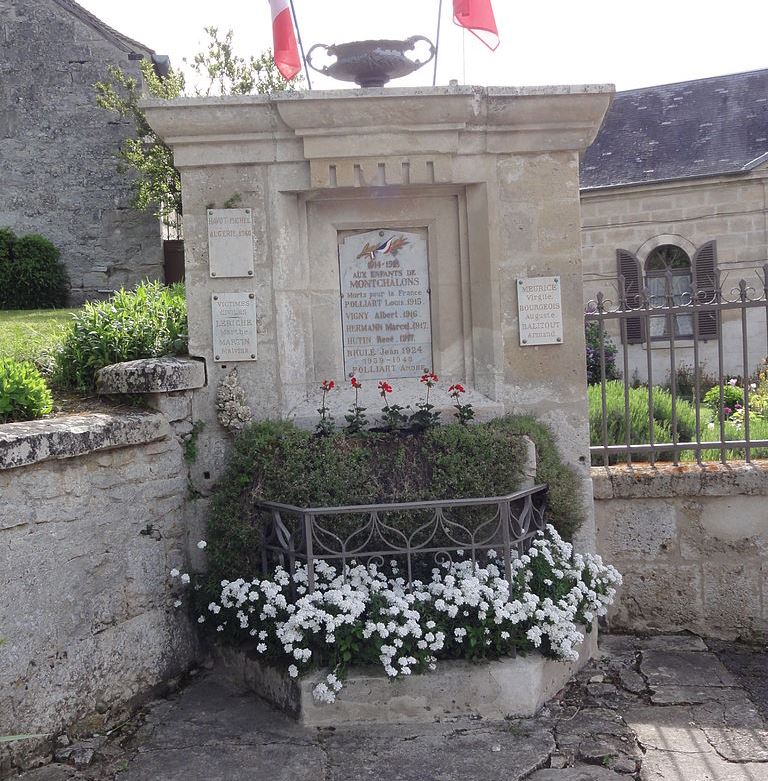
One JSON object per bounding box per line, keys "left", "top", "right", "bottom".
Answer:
{"left": 580, "top": 168, "right": 768, "bottom": 381}
{"left": 594, "top": 462, "right": 768, "bottom": 639}
{"left": 0, "top": 0, "right": 163, "bottom": 304}
{"left": 0, "top": 409, "right": 197, "bottom": 772}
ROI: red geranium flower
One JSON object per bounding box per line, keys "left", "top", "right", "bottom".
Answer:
{"left": 378, "top": 381, "right": 393, "bottom": 394}
{"left": 321, "top": 380, "right": 335, "bottom": 391}
{"left": 350, "top": 376, "right": 362, "bottom": 389}
{"left": 420, "top": 371, "right": 438, "bottom": 385}
{"left": 448, "top": 383, "right": 465, "bottom": 394}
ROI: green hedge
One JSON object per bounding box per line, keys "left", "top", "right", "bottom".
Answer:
{"left": 0, "top": 230, "right": 69, "bottom": 310}
{"left": 204, "top": 417, "right": 584, "bottom": 589}
{"left": 54, "top": 281, "right": 187, "bottom": 390}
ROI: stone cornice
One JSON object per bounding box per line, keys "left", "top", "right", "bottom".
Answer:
{"left": 143, "top": 85, "right": 614, "bottom": 170}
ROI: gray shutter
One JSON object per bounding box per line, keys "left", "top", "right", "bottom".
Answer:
{"left": 693, "top": 241, "right": 718, "bottom": 339}
{"left": 616, "top": 249, "right": 645, "bottom": 343}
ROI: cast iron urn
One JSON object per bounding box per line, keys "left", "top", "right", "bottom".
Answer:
{"left": 306, "top": 36, "right": 436, "bottom": 88}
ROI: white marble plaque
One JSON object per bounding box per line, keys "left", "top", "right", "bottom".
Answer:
{"left": 211, "top": 292, "right": 257, "bottom": 362}
{"left": 339, "top": 229, "right": 432, "bottom": 379}
{"left": 207, "top": 208, "right": 254, "bottom": 278}
{"left": 517, "top": 276, "right": 564, "bottom": 346}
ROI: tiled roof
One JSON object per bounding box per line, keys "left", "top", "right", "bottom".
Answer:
{"left": 52, "top": 0, "right": 155, "bottom": 56}
{"left": 580, "top": 68, "right": 768, "bottom": 189}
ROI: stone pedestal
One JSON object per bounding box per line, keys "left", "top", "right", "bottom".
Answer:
{"left": 143, "top": 85, "right": 613, "bottom": 546}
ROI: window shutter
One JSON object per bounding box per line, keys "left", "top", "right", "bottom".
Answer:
{"left": 693, "top": 240, "right": 718, "bottom": 339}
{"left": 616, "top": 249, "right": 645, "bottom": 343}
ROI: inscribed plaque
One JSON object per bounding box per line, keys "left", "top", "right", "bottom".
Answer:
{"left": 211, "top": 292, "right": 257, "bottom": 362}
{"left": 338, "top": 229, "right": 432, "bottom": 379}
{"left": 207, "top": 208, "right": 254, "bottom": 278}
{"left": 517, "top": 276, "right": 564, "bottom": 346}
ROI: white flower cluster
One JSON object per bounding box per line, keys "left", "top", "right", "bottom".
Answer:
{"left": 179, "top": 525, "right": 621, "bottom": 706}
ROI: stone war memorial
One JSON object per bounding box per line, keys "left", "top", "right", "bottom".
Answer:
{"left": 8, "top": 6, "right": 768, "bottom": 780}
{"left": 142, "top": 84, "right": 612, "bottom": 504}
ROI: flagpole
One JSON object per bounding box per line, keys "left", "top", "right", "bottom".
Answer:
{"left": 432, "top": 0, "right": 443, "bottom": 86}
{"left": 288, "top": 0, "right": 312, "bottom": 89}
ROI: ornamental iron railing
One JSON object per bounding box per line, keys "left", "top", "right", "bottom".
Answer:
{"left": 255, "top": 484, "right": 548, "bottom": 592}
{"left": 586, "top": 264, "right": 768, "bottom": 465}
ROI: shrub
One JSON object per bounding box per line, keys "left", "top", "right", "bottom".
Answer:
{"left": 204, "top": 417, "right": 583, "bottom": 593}
{"left": 703, "top": 382, "right": 744, "bottom": 419}
{"left": 0, "top": 233, "right": 69, "bottom": 310}
{"left": 0, "top": 228, "right": 15, "bottom": 264}
{"left": 0, "top": 358, "right": 53, "bottom": 423}
{"left": 585, "top": 322, "right": 620, "bottom": 384}
{"left": 54, "top": 281, "right": 187, "bottom": 390}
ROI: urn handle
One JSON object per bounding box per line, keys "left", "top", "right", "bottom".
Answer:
{"left": 306, "top": 43, "right": 336, "bottom": 75}
{"left": 403, "top": 35, "right": 436, "bottom": 67}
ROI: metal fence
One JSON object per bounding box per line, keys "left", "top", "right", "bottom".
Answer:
{"left": 255, "top": 484, "right": 548, "bottom": 592}
{"left": 586, "top": 265, "right": 768, "bottom": 466}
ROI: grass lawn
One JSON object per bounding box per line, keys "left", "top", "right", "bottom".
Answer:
{"left": 0, "top": 308, "right": 78, "bottom": 364}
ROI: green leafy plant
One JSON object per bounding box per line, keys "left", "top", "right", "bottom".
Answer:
{"left": 448, "top": 383, "right": 475, "bottom": 425}
{"left": 95, "top": 60, "right": 185, "bottom": 228}
{"left": 703, "top": 381, "right": 744, "bottom": 419}
{"left": 585, "top": 322, "right": 620, "bottom": 385}
{"left": 316, "top": 379, "right": 336, "bottom": 436}
{"left": 344, "top": 376, "right": 367, "bottom": 433}
{"left": 54, "top": 281, "right": 187, "bottom": 390}
{"left": 183, "top": 421, "right": 206, "bottom": 464}
{"left": 0, "top": 358, "right": 53, "bottom": 423}
{"left": 203, "top": 417, "right": 582, "bottom": 589}
{"left": 0, "top": 233, "right": 69, "bottom": 310}
{"left": 377, "top": 380, "right": 408, "bottom": 431}
{"left": 409, "top": 370, "right": 441, "bottom": 431}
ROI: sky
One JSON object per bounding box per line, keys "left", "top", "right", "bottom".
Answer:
{"left": 75, "top": 0, "right": 768, "bottom": 93}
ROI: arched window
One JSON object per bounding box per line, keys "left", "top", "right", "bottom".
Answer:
{"left": 645, "top": 244, "right": 693, "bottom": 339}
{"left": 615, "top": 240, "right": 719, "bottom": 344}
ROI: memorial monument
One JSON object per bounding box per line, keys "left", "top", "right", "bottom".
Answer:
{"left": 143, "top": 81, "right": 612, "bottom": 546}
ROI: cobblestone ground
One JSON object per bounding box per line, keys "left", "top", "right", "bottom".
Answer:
{"left": 11, "top": 634, "right": 768, "bottom": 781}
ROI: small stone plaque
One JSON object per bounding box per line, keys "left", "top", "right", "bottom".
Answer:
{"left": 207, "top": 208, "right": 254, "bottom": 278}
{"left": 517, "top": 276, "right": 564, "bottom": 346}
{"left": 211, "top": 292, "right": 257, "bottom": 362}
{"left": 339, "top": 229, "right": 432, "bottom": 379}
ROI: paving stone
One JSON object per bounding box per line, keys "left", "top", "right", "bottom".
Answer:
{"left": 640, "top": 650, "right": 738, "bottom": 688}
{"left": 636, "top": 634, "right": 708, "bottom": 652}
{"left": 618, "top": 669, "right": 646, "bottom": 694}
{"left": 556, "top": 708, "right": 632, "bottom": 748}
{"left": 627, "top": 705, "right": 768, "bottom": 781}
{"left": 649, "top": 685, "right": 743, "bottom": 705}
{"left": 528, "top": 768, "right": 625, "bottom": 780}
{"left": 322, "top": 720, "right": 556, "bottom": 781}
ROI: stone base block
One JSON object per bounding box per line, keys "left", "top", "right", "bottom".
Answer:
{"left": 214, "top": 630, "right": 597, "bottom": 726}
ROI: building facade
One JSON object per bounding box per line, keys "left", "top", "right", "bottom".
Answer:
{"left": 580, "top": 68, "right": 768, "bottom": 382}
{"left": 0, "top": 0, "right": 166, "bottom": 304}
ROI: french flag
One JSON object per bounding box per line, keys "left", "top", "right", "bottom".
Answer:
{"left": 268, "top": 0, "right": 301, "bottom": 81}
{"left": 453, "top": 0, "right": 499, "bottom": 51}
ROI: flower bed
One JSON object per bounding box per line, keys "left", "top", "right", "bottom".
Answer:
{"left": 175, "top": 526, "right": 620, "bottom": 709}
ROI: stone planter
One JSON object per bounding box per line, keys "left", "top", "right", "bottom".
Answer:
{"left": 214, "top": 628, "right": 597, "bottom": 726}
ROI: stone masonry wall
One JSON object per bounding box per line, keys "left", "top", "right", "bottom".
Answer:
{"left": 0, "top": 0, "right": 163, "bottom": 304}
{"left": 0, "top": 410, "right": 197, "bottom": 772}
{"left": 594, "top": 462, "right": 768, "bottom": 640}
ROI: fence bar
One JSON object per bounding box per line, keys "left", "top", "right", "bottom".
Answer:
{"left": 691, "top": 280, "right": 703, "bottom": 465}
{"left": 739, "top": 280, "right": 752, "bottom": 463}
{"left": 643, "top": 288, "right": 656, "bottom": 467}
{"left": 715, "top": 270, "right": 726, "bottom": 464}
